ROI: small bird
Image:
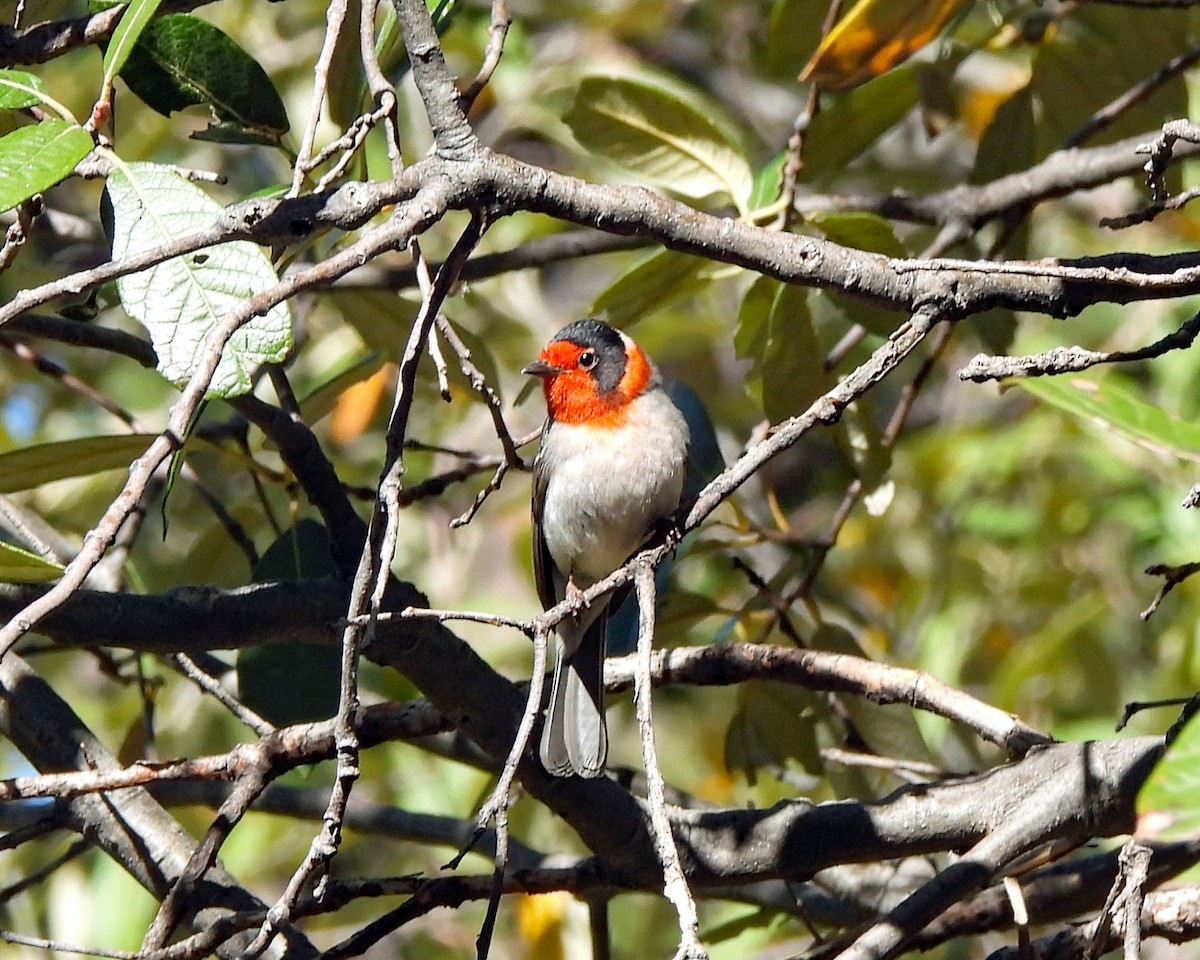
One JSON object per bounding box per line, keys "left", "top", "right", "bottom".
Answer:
{"left": 524, "top": 319, "right": 690, "bottom": 777}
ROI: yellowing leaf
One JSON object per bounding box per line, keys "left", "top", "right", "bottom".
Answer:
{"left": 515, "top": 892, "right": 569, "bottom": 960}
{"left": 329, "top": 362, "right": 391, "bottom": 444}
{"left": 802, "top": 0, "right": 971, "bottom": 92}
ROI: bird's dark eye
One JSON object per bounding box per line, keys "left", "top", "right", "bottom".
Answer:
{"left": 578, "top": 351, "right": 597, "bottom": 370}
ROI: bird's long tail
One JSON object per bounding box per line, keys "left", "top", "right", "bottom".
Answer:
{"left": 540, "top": 616, "right": 607, "bottom": 778}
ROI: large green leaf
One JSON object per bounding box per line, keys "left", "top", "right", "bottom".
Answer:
{"left": 0, "top": 120, "right": 93, "bottom": 213}
{"left": 119, "top": 13, "right": 289, "bottom": 140}
{"left": 804, "top": 66, "right": 920, "bottom": 176}
{"left": 589, "top": 247, "right": 715, "bottom": 325}
{"left": 1031, "top": 6, "right": 1188, "bottom": 156}
{"left": 0, "top": 434, "right": 156, "bottom": 494}
{"left": 0, "top": 69, "right": 48, "bottom": 110}
{"left": 106, "top": 161, "right": 293, "bottom": 397}
{"left": 238, "top": 520, "right": 341, "bottom": 726}
{"left": 1138, "top": 713, "right": 1200, "bottom": 845}
{"left": 725, "top": 680, "right": 823, "bottom": 781}
{"left": 1013, "top": 376, "right": 1200, "bottom": 463}
{"left": 0, "top": 542, "right": 63, "bottom": 584}
{"left": 737, "top": 277, "right": 827, "bottom": 423}
{"left": 565, "top": 74, "right": 753, "bottom": 211}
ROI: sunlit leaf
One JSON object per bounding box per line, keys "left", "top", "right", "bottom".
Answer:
{"left": 565, "top": 74, "right": 753, "bottom": 211}
{"left": 1013, "top": 376, "right": 1200, "bottom": 463}
{"left": 0, "top": 434, "right": 155, "bottom": 493}
{"left": 0, "top": 542, "right": 64, "bottom": 583}
{"left": 802, "top": 0, "right": 971, "bottom": 92}
{"left": 0, "top": 69, "right": 47, "bottom": 109}
{"left": 0, "top": 120, "right": 92, "bottom": 212}
{"left": 1138, "top": 713, "right": 1200, "bottom": 843}
{"left": 103, "top": 0, "right": 163, "bottom": 86}
{"left": 299, "top": 352, "right": 388, "bottom": 430}
{"left": 106, "top": 161, "right": 293, "bottom": 397}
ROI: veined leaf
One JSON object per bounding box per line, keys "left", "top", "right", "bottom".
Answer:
{"left": 119, "top": 14, "right": 289, "bottom": 140}
{"left": 802, "top": 0, "right": 971, "bottom": 92}
{"left": 1013, "top": 376, "right": 1200, "bottom": 463}
{"left": 0, "top": 434, "right": 156, "bottom": 494}
{"left": 0, "top": 69, "right": 47, "bottom": 110}
{"left": 103, "top": 0, "right": 164, "bottom": 86}
{"left": 0, "top": 542, "right": 63, "bottom": 584}
{"left": 0, "top": 120, "right": 92, "bottom": 213}
{"left": 565, "top": 74, "right": 753, "bottom": 212}
{"left": 106, "top": 161, "right": 293, "bottom": 397}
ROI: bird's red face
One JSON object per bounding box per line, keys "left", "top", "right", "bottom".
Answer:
{"left": 525, "top": 324, "right": 651, "bottom": 425}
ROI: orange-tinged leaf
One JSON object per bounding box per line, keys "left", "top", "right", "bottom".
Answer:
{"left": 515, "top": 892, "right": 569, "bottom": 960}
{"left": 329, "top": 362, "right": 392, "bottom": 444}
{"left": 802, "top": 0, "right": 971, "bottom": 92}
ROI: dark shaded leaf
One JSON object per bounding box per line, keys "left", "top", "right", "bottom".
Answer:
{"left": 119, "top": 14, "right": 289, "bottom": 138}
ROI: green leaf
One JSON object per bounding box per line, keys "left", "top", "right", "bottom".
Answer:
{"left": 810, "top": 211, "right": 909, "bottom": 337}
{"left": 589, "top": 247, "right": 715, "bottom": 325}
{"left": 103, "top": 0, "right": 164, "bottom": 87}
{"left": 725, "top": 680, "right": 823, "bottom": 781}
{"left": 747, "top": 152, "right": 787, "bottom": 214}
{"left": 188, "top": 121, "right": 287, "bottom": 147}
{"left": 0, "top": 541, "right": 63, "bottom": 584}
{"left": 119, "top": 14, "right": 289, "bottom": 138}
{"left": 0, "top": 120, "right": 93, "bottom": 213}
{"left": 805, "top": 66, "right": 920, "bottom": 176}
{"left": 809, "top": 211, "right": 907, "bottom": 258}
{"left": 1138, "top": 713, "right": 1200, "bottom": 843}
{"left": 238, "top": 521, "right": 341, "bottom": 726}
{"left": 971, "top": 85, "right": 1035, "bottom": 185}
{"left": 813, "top": 623, "right": 933, "bottom": 762}
{"left": 1012, "top": 376, "right": 1200, "bottom": 463}
{"left": 0, "top": 69, "right": 47, "bottom": 109}
{"left": 0, "top": 434, "right": 155, "bottom": 494}
{"left": 565, "top": 74, "right": 753, "bottom": 211}
{"left": 738, "top": 278, "right": 827, "bottom": 423}
{"left": 106, "top": 161, "right": 293, "bottom": 397}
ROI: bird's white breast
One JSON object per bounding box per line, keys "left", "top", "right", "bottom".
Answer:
{"left": 538, "top": 389, "right": 688, "bottom": 587}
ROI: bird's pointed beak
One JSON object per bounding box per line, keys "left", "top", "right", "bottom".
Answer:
{"left": 522, "top": 359, "right": 564, "bottom": 378}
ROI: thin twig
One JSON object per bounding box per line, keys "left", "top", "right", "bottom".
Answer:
{"left": 960, "top": 309, "right": 1200, "bottom": 382}
{"left": 289, "top": 0, "right": 352, "bottom": 196}
{"left": 633, "top": 561, "right": 708, "bottom": 960}
{"left": 169, "top": 653, "right": 274, "bottom": 736}
{"left": 1141, "top": 560, "right": 1200, "bottom": 619}
{"left": 459, "top": 0, "right": 510, "bottom": 111}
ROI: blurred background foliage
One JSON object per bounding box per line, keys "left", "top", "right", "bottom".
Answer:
{"left": 3, "top": 0, "right": 1200, "bottom": 956}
